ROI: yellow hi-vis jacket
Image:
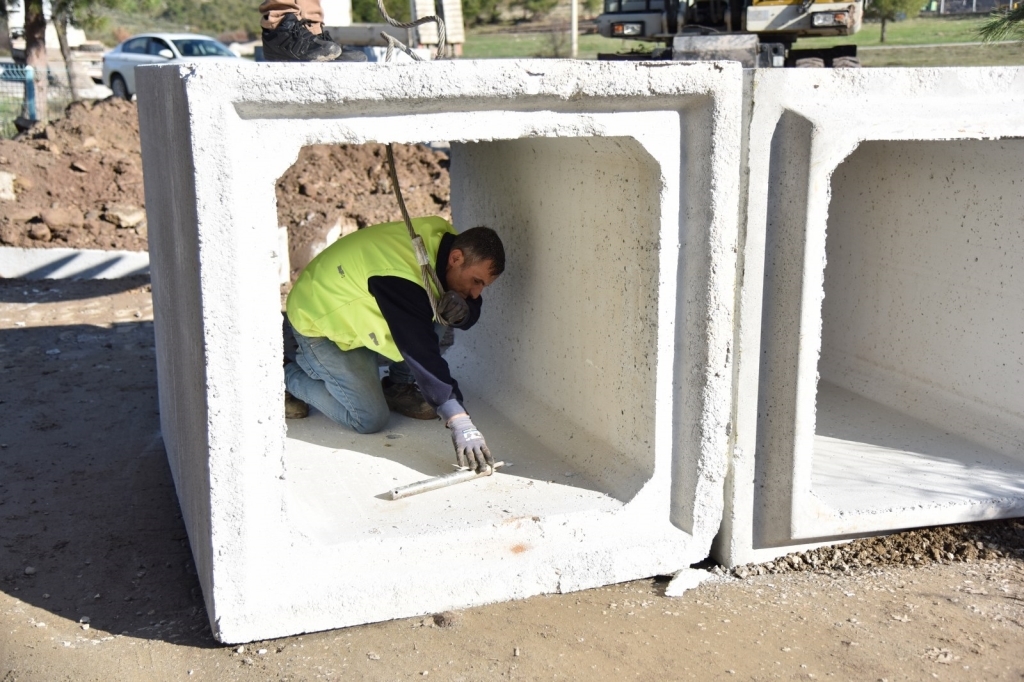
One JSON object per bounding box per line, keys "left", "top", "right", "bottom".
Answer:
{"left": 285, "top": 216, "right": 455, "bottom": 363}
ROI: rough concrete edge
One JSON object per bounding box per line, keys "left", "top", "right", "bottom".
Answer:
{"left": 136, "top": 66, "right": 220, "bottom": 635}
{"left": 676, "top": 64, "right": 742, "bottom": 556}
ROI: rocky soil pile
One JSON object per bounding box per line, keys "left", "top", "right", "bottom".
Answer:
{"left": 0, "top": 98, "right": 146, "bottom": 251}
{"left": 276, "top": 142, "right": 451, "bottom": 275}
{"left": 720, "top": 517, "right": 1024, "bottom": 579}
{"left": 0, "top": 99, "right": 451, "bottom": 275}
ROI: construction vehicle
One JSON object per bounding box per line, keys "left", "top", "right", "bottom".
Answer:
{"left": 596, "top": 0, "right": 864, "bottom": 67}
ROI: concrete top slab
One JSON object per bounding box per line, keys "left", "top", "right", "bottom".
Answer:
{"left": 145, "top": 59, "right": 741, "bottom": 116}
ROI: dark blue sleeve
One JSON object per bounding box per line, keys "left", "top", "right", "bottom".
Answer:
{"left": 367, "top": 275, "right": 482, "bottom": 421}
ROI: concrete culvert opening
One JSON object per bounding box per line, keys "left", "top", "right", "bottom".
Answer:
{"left": 812, "top": 139, "right": 1024, "bottom": 534}
{"left": 280, "top": 135, "right": 661, "bottom": 544}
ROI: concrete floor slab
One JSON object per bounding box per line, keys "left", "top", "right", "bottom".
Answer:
{"left": 284, "top": 397, "right": 626, "bottom": 546}
{"left": 812, "top": 382, "right": 1024, "bottom": 532}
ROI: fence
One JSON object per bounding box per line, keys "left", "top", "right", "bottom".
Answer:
{"left": 0, "top": 64, "right": 74, "bottom": 138}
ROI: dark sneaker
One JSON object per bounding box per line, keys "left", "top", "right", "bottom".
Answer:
{"left": 382, "top": 377, "right": 437, "bottom": 420}
{"left": 321, "top": 29, "right": 369, "bottom": 62}
{"left": 285, "top": 391, "right": 309, "bottom": 419}
{"left": 262, "top": 13, "right": 342, "bottom": 62}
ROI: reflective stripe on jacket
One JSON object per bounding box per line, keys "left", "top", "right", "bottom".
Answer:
{"left": 286, "top": 216, "right": 455, "bottom": 362}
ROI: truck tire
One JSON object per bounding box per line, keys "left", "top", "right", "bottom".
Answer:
{"left": 795, "top": 57, "right": 825, "bottom": 68}
{"left": 832, "top": 56, "right": 862, "bottom": 68}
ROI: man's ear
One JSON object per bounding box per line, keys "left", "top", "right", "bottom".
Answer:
{"left": 449, "top": 248, "right": 465, "bottom": 268}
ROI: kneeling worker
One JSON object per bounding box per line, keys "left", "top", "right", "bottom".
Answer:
{"left": 284, "top": 216, "right": 505, "bottom": 473}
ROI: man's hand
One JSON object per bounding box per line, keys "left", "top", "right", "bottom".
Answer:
{"left": 437, "top": 290, "right": 469, "bottom": 326}
{"left": 447, "top": 414, "right": 493, "bottom": 473}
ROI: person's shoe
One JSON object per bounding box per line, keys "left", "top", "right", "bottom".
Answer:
{"left": 321, "top": 29, "right": 368, "bottom": 62}
{"left": 285, "top": 391, "right": 309, "bottom": 419}
{"left": 262, "top": 13, "right": 342, "bottom": 62}
{"left": 382, "top": 377, "right": 437, "bottom": 420}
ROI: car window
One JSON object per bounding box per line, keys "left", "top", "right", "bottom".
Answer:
{"left": 122, "top": 37, "right": 149, "bottom": 54}
{"left": 171, "top": 39, "right": 235, "bottom": 58}
{"left": 147, "top": 38, "right": 173, "bottom": 55}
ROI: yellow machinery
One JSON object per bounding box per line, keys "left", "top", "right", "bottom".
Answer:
{"left": 597, "top": 0, "right": 863, "bottom": 67}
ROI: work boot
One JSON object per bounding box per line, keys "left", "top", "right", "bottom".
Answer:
{"left": 285, "top": 391, "right": 309, "bottom": 419}
{"left": 262, "top": 13, "right": 342, "bottom": 62}
{"left": 321, "top": 29, "right": 368, "bottom": 62}
{"left": 382, "top": 376, "right": 437, "bottom": 420}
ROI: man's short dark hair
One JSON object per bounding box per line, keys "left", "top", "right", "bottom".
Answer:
{"left": 452, "top": 226, "right": 505, "bottom": 276}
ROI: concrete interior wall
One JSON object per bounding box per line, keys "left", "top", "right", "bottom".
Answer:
{"left": 813, "top": 139, "right": 1024, "bottom": 529}
{"left": 450, "top": 137, "right": 659, "bottom": 502}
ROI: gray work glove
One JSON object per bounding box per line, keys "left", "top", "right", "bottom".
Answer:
{"left": 448, "top": 414, "right": 493, "bottom": 473}
{"left": 437, "top": 290, "right": 469, "bottom": 326}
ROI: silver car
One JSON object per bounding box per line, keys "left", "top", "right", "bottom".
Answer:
{"left": 102, "top": 32, "right": 239, "bottom": 99}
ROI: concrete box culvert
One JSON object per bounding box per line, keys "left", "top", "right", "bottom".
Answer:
{"left": 135, "top": 60, "right": 741, "bottom": 643}
{"left": 717, "top": 67, "right": 1024, "bottom": 568}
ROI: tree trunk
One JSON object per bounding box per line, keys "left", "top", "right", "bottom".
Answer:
{"left": 0, "top": 15, "right": 13, "bottom": 56}
{"left": 880, "top": 16, "right": 888, "bottom": 43}
{"left": 24, "top": 0, "right": 49, "bottom": 123}
{"left": 53, "top": 11, "right": 81, "bottom": 102}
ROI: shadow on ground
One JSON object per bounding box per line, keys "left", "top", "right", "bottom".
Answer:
{"left": 0, "top": 279, "right": 214, "bottom": 647}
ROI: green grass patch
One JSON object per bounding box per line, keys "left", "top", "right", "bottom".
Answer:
{"left": 464, "top": 15, "right": 1016, "bottom": 59}
{"left": 463, "top": 15, "right": 1024, "bottom": 65}
{"left": 0, "top": 96, "right": 22, "bottom": 138}
{"left": 800, "top": 14, "right": 1004, "bottom": 48}
{"left": 858, "top": 41, "right": 1024, "bottom": 66}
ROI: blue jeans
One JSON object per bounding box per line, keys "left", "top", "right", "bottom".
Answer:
{"left": 284, "top": 323, "right": 450, "bottom": 434}
{"left": 285, "top": 329, "right": 390, "bottom": 434}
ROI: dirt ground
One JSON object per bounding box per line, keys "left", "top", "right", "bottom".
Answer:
{"left": 0, "top": 99, "right": 451, "bottom": 277}
{"left": 1, "top": 279, "right": 1023, "bottom": 681}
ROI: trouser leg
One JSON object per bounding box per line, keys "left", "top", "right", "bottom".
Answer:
{"left": 259, "top": 0, "right": 323, "bottom": 33}
{"left": 285, "top": 329, "right": 389, "bottom": 434}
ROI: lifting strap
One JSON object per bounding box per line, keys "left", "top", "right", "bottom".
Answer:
{"left": 384, "top": 143, "right": 451, "bottom": 325}
{"left": 376, "top": 0, "right": 452, "bottom": 325}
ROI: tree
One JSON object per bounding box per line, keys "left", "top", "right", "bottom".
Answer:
{"left": 509, "top": 0, "right": 558, "bottom": 22}
{"left": 159, "top": 0, "right": 261, "bottom": 37}
{"left": 864, "top": 0, "right": 923, "bottom": 43}
{"left": 23, "top": 0, "right": 48, "bottom": 122}
{"left": 979, "top": 4, "right": 1024, "bottom": 43}
{"left": 352, "top": 0, "right": 410, "bottom": 23}
{"left": 21, "top": 0, "right": 161, "bottom": 112}
{"left": 461, "top": 0, "right": 502, "bottom": 26}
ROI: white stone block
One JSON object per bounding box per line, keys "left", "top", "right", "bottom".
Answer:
{"left": 718, "top": 68, "right": 1024, "bottom": 567}
{"left": 136, "top": 60, "right": 741, "bottom": 642}
{"left": 0, "top": 246, "right": 149, "bottom": 279}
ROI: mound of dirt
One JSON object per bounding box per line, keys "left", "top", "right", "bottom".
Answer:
{"left": 0, "top": 99, "right": 452, "bottom": 276}
{"left": 0, "top": 97, "right": 147, "bottom": 251}
{"left": 276, "top": 142, "right": 451, "bottom": 276}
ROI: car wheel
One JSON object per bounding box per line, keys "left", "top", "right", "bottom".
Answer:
{"left": 111, "top": 74, "right": 130, "bottom": 100}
